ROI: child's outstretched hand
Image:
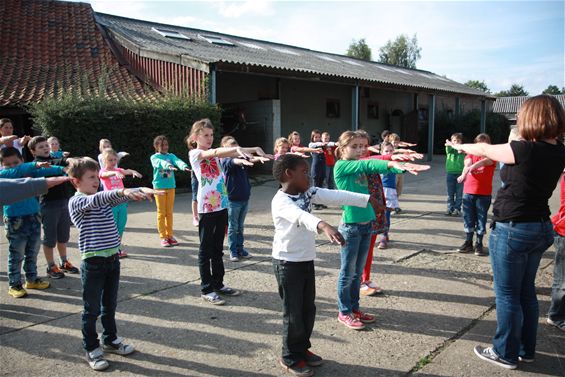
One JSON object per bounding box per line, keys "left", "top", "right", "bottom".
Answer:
{"left": 236, "top": 146, "right": 254, "bottom": 160}
{"left": 252, "top": 156, "right": 272, "bottom": 164}
{"left": 132, "top": 171, "right": 143, "bottom": 179}
{"left": 46, "top": 176, "right": 72, "bottom": 188}
{"left": 317, "top": 221, "right": 345, "bottom": 246}
{"left": 62, "top": 151, "right": 71, "bottom": 157}
{"left": 312, "top": 148, "right": 323, "bottom": 154}
{"left": 35, "top": 161, "right": 51, "bottom": 169}
{"left": 167, "top": 164, "right": 178, "bottom": 171}
{"left": 391, "top": 162, "right": 431, "bottom": 175}
{"left": 114, "top": 171, "right": 125, "bottom": 179}
{"left": 123, "top": 187, "right": 164, "bottom": 202}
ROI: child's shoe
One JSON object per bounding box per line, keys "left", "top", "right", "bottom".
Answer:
{"left": 393, "top": 207, "right": 402, "bottom": 215}
{"left": 229, "top": 254, "right": 240, "bottom": 262}
{"left": 117, "top": 249, "right": 128, "bottom": 258}
{"left": 305, "top": 350, "right": 323, "bottom": 367}
{"left": 216, "top": 286, "right": 241, "bottom": 296}
{"left": 377, "top": 240, "right": 387, "bottom": 249}
{"left": 160, "top": 239, "right": 172, "bottom": 248}
{"left": 201, "top": 292, "right": 225, "bottom": 305}
{"left": 86, "top": 347, "right": 110, "bottom": 371}
{"left": 456, "top": 240, "right": 474, "bottom": 253}
{"left": 239, "top": 250, "right": 252, "bottom": 259}
{"left": 474, "top": 243, "right": 487, "bottom": 256}
{"left": 8, "top": 285, "right": 27, "bottom": 298}
{"left": 279, "top": 359, "right": 314, "bottom": 377}
{"left": 46, "top": 264, "right": 65, "bottom": 279}
{"left": 360, "top": 283, "right": 378, "bottom": 296}
{"left": 337, "top": 312, "right": 365, "bottom": 330}
{"left": 102, "top": 337, "right": 135, "bottom": 355}
{"left": 168, "top": 237, "right": 179, "bottom": 246}
{"left": 365, "top": 281, "right": 383, "bottom": 294}
{"left": 444, "top": 209, "right": 453, "bottom": 216}
{"left": 60, "top": 260, "right": 79, "bottom": 274}
{"left": 452, "top": 209, "right": 461, "bottom": 216}
{"left": 353, "top": 309, "right": 376, "bottom": 324}
{"left": 24, "top": 278, "right": 50, "bottom": 290}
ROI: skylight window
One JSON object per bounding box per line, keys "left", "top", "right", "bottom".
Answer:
{"left": 317, "top": 55, "right": 338, "bottom": 62}
{"left": 239, "top": 42, "right": 264, "bottom": 50}
{"left": 199, "top": 34, "right": 234, "bottom": 46}
{"left": 342, "top": 60, "right": 363, "bottom": 67}
{"left": 272, "top": 47, "right": 300, "bottom": 56}
{"left": 151, "top": 27, "right": 191, "bottom": 40}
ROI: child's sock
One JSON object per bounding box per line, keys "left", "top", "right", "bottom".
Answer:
{"left": 476, "top": 234, "right": 483, "bottom": 245}
{"left": 60, "top": 256, "right": 68, "bottom": 263}
{"left": 465, "top": 233, "right": 474, "bottom": 242}
{"left": 48, "top": 261, "right": 56, "bottom": 268}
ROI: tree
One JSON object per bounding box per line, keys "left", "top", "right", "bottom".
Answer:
{"left": 495, "top": 84, "right": 529, "bottom": 97}
{"left": 378, "top": 34, "right": 421, "bottom": 69}
{"left": 542, "top": 85, "right": 563, "bottom": 95}
{"left": 465, "top": 80, "right": 490, "bottom": 93}
{"left": 346, "top": 38, "right": 372, "bottom": 61}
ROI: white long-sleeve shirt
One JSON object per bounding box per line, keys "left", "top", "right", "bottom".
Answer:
{"left": 271, "top": 187, "right": 369, "bottom": 261}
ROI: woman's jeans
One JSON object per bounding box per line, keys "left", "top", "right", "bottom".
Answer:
{"left": 548, "top": 235, "right": 565, "bottom": 322}
{"left": 489, "top": 220, "right": 554, "bottom": 363}
{"left": 337, "top": 222, "right": 372, "bottom": 314}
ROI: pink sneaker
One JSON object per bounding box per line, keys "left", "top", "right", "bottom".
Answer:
{"left": 353, "top": 309, "right": 376, "bottom": 324}
{"left": 337, "top": 312, "right": 365, "bottom": 330}
{"left": 161, "top": 239, "right": 172, "bottom": 248}
{"left": 168, "top": 237, "right": 179, "bottom": 246}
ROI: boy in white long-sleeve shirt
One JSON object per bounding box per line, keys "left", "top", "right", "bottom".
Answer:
{"left": 271, "top": 154, "right": 370, "bottom": 377}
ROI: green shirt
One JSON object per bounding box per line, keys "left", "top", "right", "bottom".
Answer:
{"left": 334, "top": 159, "right": 402, "bottom": 224}
{"left": 150, "top": 153, "right": 189, "bottom": 189}
{"left": 445, "top": 146, "right": 465, "bottom": 174}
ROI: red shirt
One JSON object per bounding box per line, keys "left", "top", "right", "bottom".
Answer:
{"left": 552, "top": 175, "right": 565, "bottom": 236}
{"left": 463, "top": 155, "right": 496, "bottom": 195}
{"left": 324, "top": 146, "right": 336, "bottom": 167}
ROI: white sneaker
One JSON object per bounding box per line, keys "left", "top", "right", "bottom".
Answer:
{"left": 201, "top": 292, "right": 225, "bottom": 305}
{"left": 102, "top": 337, "right": 135, "bottom": 355}
{"left": 86, "top": 347, "right": 109, "bottom": 371}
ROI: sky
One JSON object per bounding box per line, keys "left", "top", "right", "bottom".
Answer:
{"left": 80, "top": 0, "right": 564, "bottom": 95}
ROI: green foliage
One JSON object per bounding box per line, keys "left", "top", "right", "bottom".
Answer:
{"left": 28, "top": 94, "right": 221, "bottom": 187}
{"left": 378, "top": 34, "right": 421, "bottom": 69}
{"left": 416, "top": 355, "right": 432, "bottom": 369}
{"left": 431, "top": 110, "right": 510, "bottom": 154}
{"left": 464, "top": 80, "right": 490, "bottom": 94}
{"left": 346, "top": 38, "right": 372, "bottom": 61}
{"left": 495, "top": 84, "right": 529, "bottom": 97}
{"left": 542, "top": 84, "right": 564, "bottom": 95}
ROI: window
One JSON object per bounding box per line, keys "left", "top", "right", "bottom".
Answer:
{"left": 151, "top": 27, "right": 191, "bottom": 40}
{"left": 367, "top": 102, "right": 379, "bottom": 119}
{"left": 239, "top": 42, "right": 264, "bottom": 50}
{"left": 326, "top": 99, "right": 341, "bottom": 118}
{"left": 199, "top": 34, "right": 234, "bottom": 46}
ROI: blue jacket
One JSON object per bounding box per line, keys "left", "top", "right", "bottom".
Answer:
{"left": 0, "top": 163, "right": 65, "bottom": 217}
{"left": 221, "top": 158, "right": 251, "bottom": 201}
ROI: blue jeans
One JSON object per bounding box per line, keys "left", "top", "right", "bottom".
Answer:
{"left": 489, "top": 220, "right": 554, "bottom": 363}
{"left": 325, "top": 166, "right": 334, "bottom": 189}
{"left": 81, "top": 256, "right": 120, "bottom": 352}
{"left": 446, "top": 173, "right": 463, "bottom": 212}
{"left": 462, "top": 194, "right": 491, "bottom": 236}
{"left": 337, "top": 222, "right": 372, "bottom": 314}
{"left": 5, "top": 215, "right": 41, "bottom": 287}
{"left": 227, "top": 200, "right": 249, "bottom": 257}
{"left": 548, "top": 235, "right": 565, "bottom": 322}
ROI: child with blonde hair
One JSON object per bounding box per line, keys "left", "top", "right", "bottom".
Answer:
{"left": 288, "top": 131, "right": 323, "bottom": 155}
{"left": 47, "top": 136, "right": 70, "bottom": 158}
{"left": 188, "top": 118, "right": 272, "bottom": 305}
{"left": 150, "top": 135, "right": 191, "bottom": 247}
{"left": 97, "top": 139, "right": 129, "bottom": 169}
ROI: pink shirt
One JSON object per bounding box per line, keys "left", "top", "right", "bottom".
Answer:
{"left": 99, "top": 168, "right": 125, "bottom": 191}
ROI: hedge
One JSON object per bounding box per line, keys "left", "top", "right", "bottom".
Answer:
{"left": 29, "top": 94, "right": 221, "bottom": 188}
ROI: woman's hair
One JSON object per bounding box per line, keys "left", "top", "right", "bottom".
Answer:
{"left": 187, "top": 118, "right": 214, "bottom": 150}
{"left": 335, "top": 131, "right": 360, "bottom": 159}
{"left": 66, "top": 157, "right": 99, "bottom": 179}
{"left": 474, "top": 133, "right": 491, "bottom": 144}
{"left": 102, "top": 148, "right": 118, "bottom": 161}
{"left": 310, "top": 129, "right": 321, "bottom": 142}
{"left": 221, "top": 135, "right": 237, "bottom": 147}
{"left": 274, "top": 137, "right": 290, "bottom": 153}
{"left": 98, "top": 138, "right": 111, "bottom": 153}
{"left": 272, "top": 153, "right": 307, "bottom": 183}
{"left": 517, "top": 95, "right": 565, "bottom": 141}
{"left": 153, "top": 135, "right": 168, "bottom": 151}
{"left": 288, "top": 131, "right": 300, "bottom": 144}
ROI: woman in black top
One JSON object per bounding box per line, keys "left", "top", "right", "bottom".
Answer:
{"left": 450, "top": 95, "right": 565, "bottom": 369}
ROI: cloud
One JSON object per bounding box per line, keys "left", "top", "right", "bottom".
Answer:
{"left": 211, "top": 0, "right": 275, "bottom": 18}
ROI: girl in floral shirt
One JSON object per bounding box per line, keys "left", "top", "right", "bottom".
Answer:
{"left": 187, "top": 118, "right": 272, "bottom": 305}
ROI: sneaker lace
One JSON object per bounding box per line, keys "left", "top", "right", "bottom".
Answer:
{"left": 89, "top": 348, "right": 104, "bottom": 359}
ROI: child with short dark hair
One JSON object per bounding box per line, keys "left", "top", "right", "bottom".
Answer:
{"left": 1, "top": 147, "right": 64, "bottom": 298}
{"left": 271, "top": 153, "right": 371, "bottom": 377}
{"left": 67, "top": 157, "right": 161, "bottom": 371}
{"left": 28, "top": 136, "right": 78, "bottom": 279}
{"left": 321, "top": 132, "right": 336, "bottom": 189}
{"left": 445, "top": 132, "right": 465, "bottom": 216}
{"left": 220, "top": 136, "right": 270, "bottom": 262}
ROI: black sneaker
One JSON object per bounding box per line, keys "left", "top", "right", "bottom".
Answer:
{"left": 474, "top": 345, "right": 517, "bottom": 370}
{"left": 305, "top": 350, "right": 323, "bottom": 367}
{"left": 456, "top": 240, "right": 474, "bottom": 253}
{"left": 46, "top": 264, "right": 65, "bottom": 279}
{"left": 474, "top": 243, "right": 487, "bottom": 256}
{"left": 279, "top": 359, "right": 313, "bottom": 377}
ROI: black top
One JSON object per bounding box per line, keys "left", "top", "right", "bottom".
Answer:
{"left": 34, "top": 155, "right": 74, "bottom": 203}
{"left": 493, "top": 140, "right": 565, "bottom": 222}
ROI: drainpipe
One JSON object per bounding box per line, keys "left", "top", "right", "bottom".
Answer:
{"left": 480, "top": 100, "right": 486, "bottom": 133}
{"left": 352, "top": 83, "right": 360, "bottom": 130}
{"left": 427, "top": 94, "right": 436, "bottom": 162}
{"left": 209, "top": 64, "right": 217, "bottom": 105}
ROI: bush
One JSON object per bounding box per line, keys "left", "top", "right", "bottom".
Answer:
{"left": 29, "top": 94, "right": 221, "bottom": 188}
{"left": 431, "top": 110, "right": 510, "bottom": 154}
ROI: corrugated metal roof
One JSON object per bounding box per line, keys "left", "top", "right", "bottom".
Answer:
{"left": 95, "top": 13, "right": 493, "bottom": 99}
{"left": 493, "top": 94, "right": 565, "bottom": 114}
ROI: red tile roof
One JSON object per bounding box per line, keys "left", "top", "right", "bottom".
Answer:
{"left": 0, "top": 0, "right": 156, "bottom": 106}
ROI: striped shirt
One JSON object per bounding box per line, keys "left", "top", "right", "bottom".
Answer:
{"left": 68, "top": 190, "right": 129, "bottom": 259}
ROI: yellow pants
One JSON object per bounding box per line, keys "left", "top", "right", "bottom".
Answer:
{"left": 155, "top": 188, "right": 175, "bottom": 239}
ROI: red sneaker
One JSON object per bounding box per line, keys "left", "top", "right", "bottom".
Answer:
{"left": 353, "top": 309, "right": 376, "bottom": 324}
{"left": 337, "top": 312, "right": 365, "bottom": 330}
{"left": 168, "top": 237, "right": 179, "bottom": 246}
{"left": 161, "top": 239, "right": 172, "bottom": 247}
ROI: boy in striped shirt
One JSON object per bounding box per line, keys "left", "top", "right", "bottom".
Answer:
{"left": 67, "top": 157, "right": 162, "bottom": 371}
